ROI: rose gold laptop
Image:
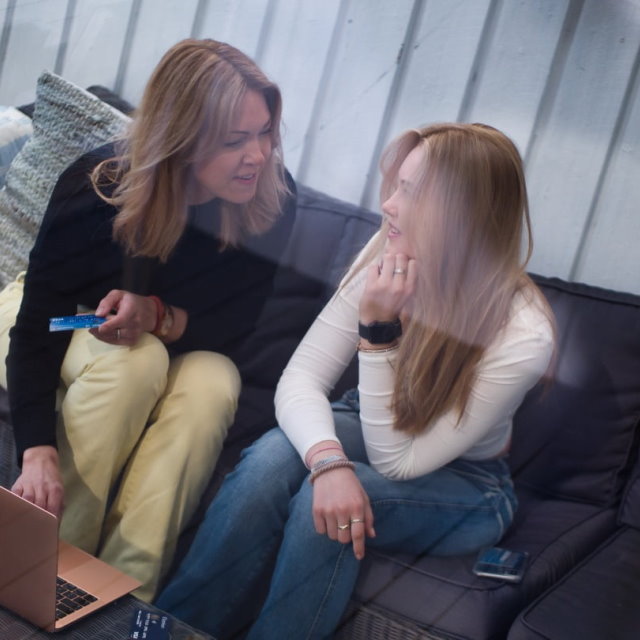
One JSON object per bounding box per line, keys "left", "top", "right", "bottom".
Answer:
{"left": 0, "top": 486, "right": 141, "bottom": 632}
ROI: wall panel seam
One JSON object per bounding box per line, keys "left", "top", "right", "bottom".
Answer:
{"left": 295, "top": 0, "right": 350, "bottom": 185}
{"left": 456, "top": 0, "right": 502, "bottom": 123}
{"left": 114, "top": 0, "right": 143, "bottom": 96}
{"left": 359, "top": 0, "right": 425, "bottom": 210}
{"left": 569, "top": 38, "right": 640, "bottom": 281}
{"left": 523, "top": 0, "right": 584, "bottom": 166}
{"left": 0, "top": 0, "right": 16, "bottom": 87}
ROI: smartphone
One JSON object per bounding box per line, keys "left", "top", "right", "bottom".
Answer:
{"left": 472, "top": 546, "right": 529, "bottom": 583}
{"left": 49, "top": 314, "right": 106, "bottom": 332}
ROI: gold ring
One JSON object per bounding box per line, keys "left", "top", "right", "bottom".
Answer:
{"left": 350, "top": 518, "right": 364, "bottom": 525}
{"left": 393, "top": 268, "right": 406, "bottom": 275}
{"left": 337, "top": 523, "right": 350, "bottom": 531}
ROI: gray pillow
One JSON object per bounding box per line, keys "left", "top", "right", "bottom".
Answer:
{"left": 0, "top": 70, "right": 131, "bottom": 287}
{"left": 0, "top": 106, "right": 32, "bottom": 188}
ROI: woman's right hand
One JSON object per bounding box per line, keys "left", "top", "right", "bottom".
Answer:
{"left": 90, "top": 289, "right": 157, "bottom": 346}
{"left": 312, "top": 467, "right": 375, "bottom": 560}
{"left": 12, "top": 445, "right": 64, "bottom": 518}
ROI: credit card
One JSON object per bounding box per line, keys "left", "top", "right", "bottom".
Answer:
{"left": 49, "top": 314, "right": 106, "bottom": 331}
{"left": 129, "top": 608, "right": 172, "bottom": 639}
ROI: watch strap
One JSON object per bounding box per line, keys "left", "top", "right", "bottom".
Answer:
{"left": 358, "top": 319, "right": 402, "bottom": 344}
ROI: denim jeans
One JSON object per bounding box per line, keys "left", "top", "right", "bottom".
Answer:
{"left": 156, "top": 393, "right": 517, "bottom": 639}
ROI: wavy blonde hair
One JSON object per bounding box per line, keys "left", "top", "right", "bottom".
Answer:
{"left": 354, "top": 123, "right": 553, "bottom": 435}
{"left": 92, "top": 39, "right": 289, "bottom": 261}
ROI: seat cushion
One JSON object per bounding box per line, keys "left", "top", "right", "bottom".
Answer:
{"left": 508, "top": 526, "right": 640, "bottom": 640}
{"left": 347, "top": 488, "right": 618, "bottom": 640}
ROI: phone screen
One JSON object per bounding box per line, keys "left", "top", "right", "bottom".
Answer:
{"left": 472, "top": 546, "right": 529, "bottom": 582}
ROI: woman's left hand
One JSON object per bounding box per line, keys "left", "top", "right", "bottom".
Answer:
{"left": 89, "top": 289, "right": 157, "bottom": 346}
{"left": 312, "top": 467, "right": 375, "bottom": 560}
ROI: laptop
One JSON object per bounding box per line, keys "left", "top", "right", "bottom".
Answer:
{"left": 0, "top": 485, "right": 141, "bottom": 632}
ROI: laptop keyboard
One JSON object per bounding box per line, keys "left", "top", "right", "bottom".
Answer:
{"left": 55, "top": 576, "right": 98, "bottom": 620}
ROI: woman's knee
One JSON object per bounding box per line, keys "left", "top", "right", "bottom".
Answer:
{"left": 168, "top": 351, "right": 241, "bottom": 408}
{"left": 64, "top": 330, "right": 169, "bottom": 397}
{"left": 240, "top": 427, "right": 298, "bottom": 465}
{"left": 229, "top": 428, "right": 306, "bottom": 495}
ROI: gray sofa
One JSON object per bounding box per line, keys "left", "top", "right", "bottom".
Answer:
{"left": 2, "top": 181, "right": 640, "bottom": 640}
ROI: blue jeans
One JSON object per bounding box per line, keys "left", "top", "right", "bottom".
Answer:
{"left": 156, "top": 394, "right": 517, "bottom": 639}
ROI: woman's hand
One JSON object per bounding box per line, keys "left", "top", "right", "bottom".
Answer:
{"left": 359, "top": 252, "right": 417, "bottom": 326}
{"left": 12, "top": 445, "right": 64, "bottom": 518}
{"left": 312, "top": 467, "right": 375, "bottom": 560}
{"left": 90, "top": 289, "right": 156, "bottom": 346}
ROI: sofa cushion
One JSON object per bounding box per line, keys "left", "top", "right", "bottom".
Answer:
{"left": 0, "top": 71, "right": 130, "bottom": 287}
{"left": 344, "top": 488, "right": 617, "bottom": 640}
{"left": 507, "top": 526, "right": 640, "bottom": 640}
{"left": 509, "top": 276, "right": 640, "bottom": 507}
{"left": 619, "top": 450, "right": 640, "bottom": 527}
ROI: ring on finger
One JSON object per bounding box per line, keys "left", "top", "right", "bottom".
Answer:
{"left": 337, "top": 523, "right": 350, "bottom": 531}
{"left": 393, "top": 267, "right": 406, "bottom": 275}
{"left": 116, "top": 328, "right": 121, "bottom": 340}
{"left": 350, "top": 518, "right": 364, "bottom": 525}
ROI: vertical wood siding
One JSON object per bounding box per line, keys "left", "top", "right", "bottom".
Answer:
{"left": 0, "top": 0, "right": 638, "bottom": 294}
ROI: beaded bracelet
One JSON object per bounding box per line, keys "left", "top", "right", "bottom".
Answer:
{"left": 309, "top": 459, "right": 356, "bottom": 484}
{"left": 305, "top": 446, "right": 344, "bottom": 469}
{"left": 311, "top": 454, "right": 346, "bottom": 471}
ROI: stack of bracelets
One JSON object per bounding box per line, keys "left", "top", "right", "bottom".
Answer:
{"left": 308, "top": 454, "right": 355, "bottom": 484}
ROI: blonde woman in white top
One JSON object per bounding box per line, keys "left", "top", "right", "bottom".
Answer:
{"left": 156, "top": 123, "right": 555, "bottom": 640}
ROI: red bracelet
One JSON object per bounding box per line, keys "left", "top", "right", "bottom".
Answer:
{"left": 148, "top": 295, "right": 164, "bottom": 334}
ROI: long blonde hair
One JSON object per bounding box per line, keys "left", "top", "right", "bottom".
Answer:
{"left": 92, "top": 39, "right": 289, "bottom": 261}
{"left": 356, "top": 123, "right": 552, "bottom": 435}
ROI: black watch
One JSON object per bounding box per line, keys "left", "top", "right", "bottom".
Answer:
{"left": 358, "top": 319, "right": 402, "bottom": 344}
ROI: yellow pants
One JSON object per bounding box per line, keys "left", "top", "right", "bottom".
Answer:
{"left": 0, "top": 275, "right": 241, "bottom": 601}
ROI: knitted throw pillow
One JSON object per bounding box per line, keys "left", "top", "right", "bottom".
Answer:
{"left": 0, "top": 71, "right": 131, "bottom": 287}
{"left": 0, "top": 106, "right": 32, "bottom": 188}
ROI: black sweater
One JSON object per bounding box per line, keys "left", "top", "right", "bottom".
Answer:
{"left": 6, "top": 144, "right": 297, "bottom": 460}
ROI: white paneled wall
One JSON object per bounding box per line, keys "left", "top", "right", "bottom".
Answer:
{"left": 0, "top": 0, "right": 638, "bottom": 293}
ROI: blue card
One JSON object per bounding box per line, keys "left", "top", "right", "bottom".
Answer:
{"left": 129, "top": 608, "right": 172, "bottom": 639}
{"left": 49, "top": 314, "right": 106, "bottom": 331}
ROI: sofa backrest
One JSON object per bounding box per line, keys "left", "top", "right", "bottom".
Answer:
{"left": 510, "top": 275, "right": 640, "bottom": 507}
{"left": 228, "top": 185, "right": 379, "bottom": 444}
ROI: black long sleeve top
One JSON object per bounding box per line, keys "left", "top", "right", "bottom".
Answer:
{"left": 6, "top": 143, "right": 297, "bottom": 460}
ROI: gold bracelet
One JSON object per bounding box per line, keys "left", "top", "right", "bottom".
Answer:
{"left": 357, "top": 340, "right": 399, "bottom": 353}
{"left": 153, "top": 300, "right": 174, "bottom": 338}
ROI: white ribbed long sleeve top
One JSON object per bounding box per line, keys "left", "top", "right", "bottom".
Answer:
{"left": 275, "top": 237, "right": 554, "bottom": 481}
